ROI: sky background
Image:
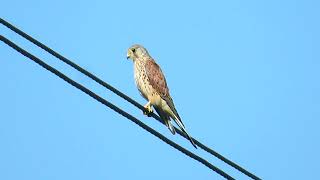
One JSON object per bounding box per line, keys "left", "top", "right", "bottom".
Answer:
{"left": 0, "top": 0, "right": 319, "bottom": 179}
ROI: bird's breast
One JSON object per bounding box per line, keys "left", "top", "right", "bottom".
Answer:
{"left": 134, "top": 61, "right": 149, "bottom": 100}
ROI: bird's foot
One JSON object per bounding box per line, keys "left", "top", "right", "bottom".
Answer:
{"left": 143, "top": 103, "right": 153, "bottom": 117}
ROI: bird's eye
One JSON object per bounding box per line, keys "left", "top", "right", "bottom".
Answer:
{"left": 132, "top": 48, "right": 136, "bottom": 53}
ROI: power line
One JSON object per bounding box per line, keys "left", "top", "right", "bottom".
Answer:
{"left": 0, "top": 18, "right": 261, "bottom": 180}
{"left": 0, "top": 35, "right": 235, "bottom": 180}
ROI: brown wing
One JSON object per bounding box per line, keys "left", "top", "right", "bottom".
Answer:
{"left": 145, "top": 59, "right": 169, "bottom": 97}
{"left": 145, "top": 59, "right": 183, "bottom": 124}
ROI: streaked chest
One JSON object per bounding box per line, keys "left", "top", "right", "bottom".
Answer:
{"left": 134, "top": 60, "right": 150, "bottom": 99}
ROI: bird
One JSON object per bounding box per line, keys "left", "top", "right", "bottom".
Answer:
{"left": 126, "top": 44, "right": 197, "bottom": 148}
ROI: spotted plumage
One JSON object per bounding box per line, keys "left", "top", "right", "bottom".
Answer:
{"left": 126, "top": 44, "right": 196, "bottom": 148}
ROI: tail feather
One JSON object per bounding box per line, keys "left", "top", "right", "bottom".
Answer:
{"left": 172, "top": 114, "right": 197, "bottom": 149}
{"left": 167, "top": 121, "right": 176, "bottom": 135}
{"left": 155, "top": 105, "right": 197, "bottom": 148}
{"left": 154, "top": 107, "right": 175, "bottom": 135}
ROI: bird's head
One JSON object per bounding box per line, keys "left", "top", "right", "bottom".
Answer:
{"left": 126, "top": 44, "right": 149, "bottom": 61}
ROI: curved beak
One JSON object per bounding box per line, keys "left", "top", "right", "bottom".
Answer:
{"left": 126, "top": 52, "right": 130, "bottom": 60}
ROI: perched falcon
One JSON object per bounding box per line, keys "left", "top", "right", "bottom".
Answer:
{"left": 126, "top": 44, "right": 197, "bottom": 148}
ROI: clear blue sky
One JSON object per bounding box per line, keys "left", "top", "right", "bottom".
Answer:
{"left": 0, "top": 0, "right": 319, "bottom": 179}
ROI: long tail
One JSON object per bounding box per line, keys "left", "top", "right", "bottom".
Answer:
{"left": 154, "top": 107, "right": 176, "bottom": 135}
{"left": 155, "top": 106, "right": 197, "bottom": 148}
{"left": 172, "top": 115, "right": 197, "bottom": 149}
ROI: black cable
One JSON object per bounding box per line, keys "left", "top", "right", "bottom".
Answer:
{"left": 0, "top": 35, "right": 235, "bottom": 180}
{"left": 0, "top": 18, "right": 261, "bottom": 180}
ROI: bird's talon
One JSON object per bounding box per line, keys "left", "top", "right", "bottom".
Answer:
{"left": 143, "top": 106, "right": 153, "bottom": 117}
{"left": 143, "top": 111, "right": 152, "bottom": 117}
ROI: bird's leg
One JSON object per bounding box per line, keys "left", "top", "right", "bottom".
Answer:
{"left": 143, "top": 101, "right": 153, "bottom": 117}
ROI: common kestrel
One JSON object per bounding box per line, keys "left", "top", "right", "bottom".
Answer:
{"left": 126, "top": 44, "right": 197, "bottom": 148}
